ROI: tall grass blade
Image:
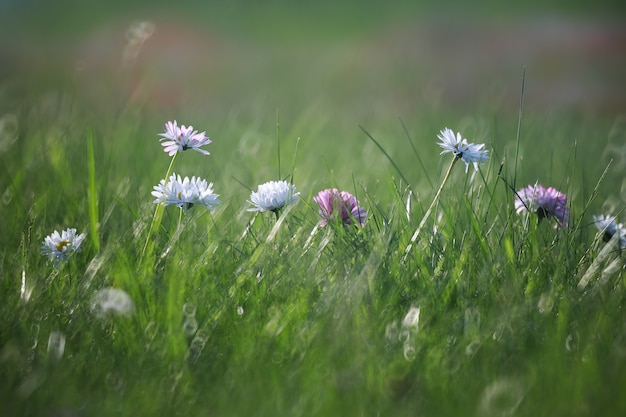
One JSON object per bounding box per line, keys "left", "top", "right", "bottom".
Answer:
{"left": 87, "top": 131, "right": 100, "bottom": 252}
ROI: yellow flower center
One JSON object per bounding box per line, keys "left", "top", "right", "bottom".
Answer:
{"left": 56, "top": 240, "right": 70, "bottom": 252}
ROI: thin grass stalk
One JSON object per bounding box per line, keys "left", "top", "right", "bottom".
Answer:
{"left": 141, "top": 153, "right": 178, "bottom": 260}
{"left": 402, "top": 157, "right": 458, "bottom": 264}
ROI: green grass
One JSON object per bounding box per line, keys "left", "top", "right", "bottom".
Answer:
{"left": 1, "top": 4, "right": 626, "bottom": 417}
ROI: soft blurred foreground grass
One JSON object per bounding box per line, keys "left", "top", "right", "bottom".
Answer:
{"left": 1, "top": 3, "right": 626, "bottom": 416}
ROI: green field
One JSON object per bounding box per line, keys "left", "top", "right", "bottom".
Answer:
{"left": 1, "top": 1, "right": 625, "bottom": 416}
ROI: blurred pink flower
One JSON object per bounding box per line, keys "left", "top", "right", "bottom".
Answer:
{"left": 514, "top": 183, "right": 569, "bottom": 227}
{"left": 313, "top": 188, "right": 367, "bottom": 227}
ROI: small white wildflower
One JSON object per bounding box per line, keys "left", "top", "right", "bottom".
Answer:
{"left": 402, "top": 306, "right": 421, "bottom": 331}
{"left": 41, "top": 228, "right": 86, "bottom": 267}
{"left": 152, "top": 173, "right": 220, "bottom": 211}
{"left": 248, "top": 180, "right": 300, "bottom": 213}
{"left": 158, "top": 120, "right": 212, "bottom": 156}
{"left": 437, "top": 127, "right": 489, "bottom": 172}
{"left": 593, "top": 214, "right": 626, "bottom": 248}
{"left": 91, "top": 288, "right": 134, "bottom": 318}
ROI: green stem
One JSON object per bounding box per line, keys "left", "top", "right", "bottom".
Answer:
{"left": 141, "top": 153, "right": 178, "bottom": 261}
{"left": 402, "top": 157, "right": 458, "bottom": 263}
{"left": 167, "top": 209, "right": 186, "bottom": 359}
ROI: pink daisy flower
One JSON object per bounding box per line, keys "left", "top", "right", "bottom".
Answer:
{"left": 514, "top": 183, "right": 569, "bottom": 227}
{"left": 313, "top": 188, "right": 367, "bottom": 227}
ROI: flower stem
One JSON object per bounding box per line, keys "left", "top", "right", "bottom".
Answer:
{"left": 141, "top": 153, "right": 178, "bottom": 261}
{"left": 402, "top": 157, "right": 458, "bottom": 263}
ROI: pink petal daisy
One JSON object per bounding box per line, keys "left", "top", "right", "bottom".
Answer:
{"left": 514, "top": 183, "right": 569, "bottom": 227}
{"left": 158, "top": 120, "right": 212, "bottom": 156}
{"left": 313, "top": 188, "right": 367, "bottom": 227}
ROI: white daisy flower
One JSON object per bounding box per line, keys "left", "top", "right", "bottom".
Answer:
{"left": 158, "top": 120, "right": 212, "bottom": 156}
{"left": 593, "top": 214, "right": 626, "bottom": 247}
{"left": 152, "top": 173, "right": 220, "bottom": 211}
{"left": 248, "top": 180, "right": 300, "bottom": 213}
{"left": 41, "top": 228, "right": 86, "bottom": 267}
{"left": 437, "top": 127, "right": 489, "bottom": 172}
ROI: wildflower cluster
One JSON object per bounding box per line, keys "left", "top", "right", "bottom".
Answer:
{"left": 152, "top": 120, "right": 219, "bottom": 213}
{"left": 41, "top": 123, "right": 622, "bottom": 272}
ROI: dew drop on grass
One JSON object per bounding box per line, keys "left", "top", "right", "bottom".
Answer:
{"left": 478, "top": 378, "right": 525, "bottom": 417}
{"left": 465, "top": 339, "right": 481, "bottom": 357}
{"left": 182, "top": 303, "right": 196, "bottom": 318}
{"left": 194, "top": 329, "right": 210, "bottom": 344}
{"left": 565, "top": 332, "right": 579, "bottom": 353}
{"left": 47, "top": 330, "right": 66, "bottom": 361}
{"left": 187, "top": 332, "right": 208, "bottom": 363}
{"left": 30, "top": 324, "right": 39, "bottom": 350}
{"left": 403, "top": 342, "right": 416, "bottom": 362}
{"left": 182, "top": 316, "right": 198, "bottom": 337}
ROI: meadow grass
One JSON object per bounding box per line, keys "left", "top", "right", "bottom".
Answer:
{"left": 1, "top": 4, "right": 626, "bottom": 417}
{"left": 1, "top": 83, "right": 625, "bottom": 416}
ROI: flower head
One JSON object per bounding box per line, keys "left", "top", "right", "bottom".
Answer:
{"left": 152, "top": 173, "right": 220, "bottom": 211}
{"left": 158, "top": 120, "right": 212, "bottom": 156}
{"left": 514, "top": 183, "right": 569, "bottom": 227}
{"left": 437, "top": 127, "right": 489, "bottom": 172}
{"left": 248, "top": 180, "right": 300, "bottom": 213}
{"left": 41, "top": 228, "right": 86, "bottom": 267}
{"left": 593, "top": 214, "right": 626, "bottom": 248}
{"left": 313, "top": 188, "right": 367, "bottom": 227}
{"left": 91, "top": 288, "right": 134, "bottom": 318}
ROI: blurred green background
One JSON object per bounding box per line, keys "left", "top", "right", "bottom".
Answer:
{"left": 2, "top": 0, "right": 625, "bottom": 116}
{"left": 2, "top": 0, "right": 625, "bottom": 197}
